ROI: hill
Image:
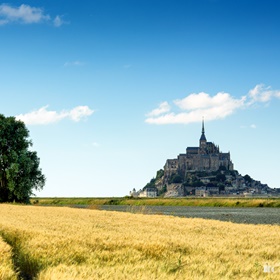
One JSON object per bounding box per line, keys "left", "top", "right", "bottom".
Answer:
{"left": 131, "top": 121, "right": 277, "bottom": 198}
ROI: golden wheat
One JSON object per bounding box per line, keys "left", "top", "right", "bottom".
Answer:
{"left": 0, "top": 204, "right": 279, "bottom": 279}
{"left": 0, "top": 236, "right": 18, "bottom": 280}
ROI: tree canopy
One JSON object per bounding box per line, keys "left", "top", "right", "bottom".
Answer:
{"left": 0, "top": 114, "right": 45, "bottom": 203}
{"left": 243, "top": 174, "right": 252, "bottom": 183}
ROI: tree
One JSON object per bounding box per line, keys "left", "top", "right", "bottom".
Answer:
{"left": 243, "top": 174, "right": 252, "bottom": 183}
{"left": 156, "top": 169, "right": 164, "bottom": 179}
{"left": 143, "top": 178, "right": 156, "bottom": 190}
{"left": 170, "top": 174, "right": 183, "bottom": 184}
{"left": 192, "top": 180, "right": 204, "bottom": 188}
{"left": 0, "top": 115, "right": 45, "bottom": 203}
{"left": 216, "top": 173, "right": 226, "bottom": 182}
{"left": 158, "top": 184, "right": 167, "bottom": 196}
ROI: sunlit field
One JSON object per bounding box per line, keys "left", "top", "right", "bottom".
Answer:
{"left": 0, "top": 204, "right": 279, "bottom": 279}
{"left": 0, "top": 236, "right": 18, "bottom": 280}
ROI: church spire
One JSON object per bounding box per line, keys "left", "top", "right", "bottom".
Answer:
{"left": 202, "top": 117, "right": 205, "bottom": 135}
{"left": 200, "top": 117, "right": 206, "bottom": 141}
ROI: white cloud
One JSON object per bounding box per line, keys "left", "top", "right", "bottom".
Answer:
{"left": 248, "top": 84, "right": 280, "bottom": 104}
{"left": 16, "top": 105, "right": 94, "bottom": 125}
{"left": 0, "top": 4, "right": 65, "bottom": 27}
{"left": 240, "top": 124, "right": 257, "bottom": 129}
{"left": 0, "top": 4, "right": 49, "bottom": 24}
{"left": 146, "top": 101, "right": 170, "bottom": 117}
{"left": 145, "top": 84, "right": 280, "bottom": 125}
{"left": 146, "top": 92, "right": 246, "bottom": 125}
{"left": 69, "top": 106, "right": 93, "bottom": 122}
{"left": 53, "top": 15, "right": 64, "bottom": 27}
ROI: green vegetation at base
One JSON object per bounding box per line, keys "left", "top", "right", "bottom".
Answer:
{"left": 30, "top": 197, "right": 280, "bottom": 208}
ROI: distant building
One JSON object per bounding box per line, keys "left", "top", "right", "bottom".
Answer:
{"left": 129, "top": 188, "right": 139, "bottom": 197}
{"left": 138, "top": 119, "right": 273, "bottom": 198}
{"left": 138, "top": 188, "right": 158, "bottom": 198}
{"left": 164, "top": 119, "right": 234, "bottom": 179}
{"left": 195, "top": 187, "right": 207, "bottom": 197}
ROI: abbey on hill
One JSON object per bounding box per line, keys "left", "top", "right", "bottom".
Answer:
{"left": 165, "top": 119, "right": 233, "bottom": 177}
{"left": 130, "top": 120, "right": 275, "bottom": 198}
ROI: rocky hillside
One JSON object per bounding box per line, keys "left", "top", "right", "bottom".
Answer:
{"left": 141, "top": 166, "right": 276, "bottom": 197}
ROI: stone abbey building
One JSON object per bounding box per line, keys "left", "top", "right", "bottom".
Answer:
{"left": 131, "top": 119, "right": 275, "bottom": 198}
{"left": 164, "top": 120, "right": 234, "bottom": 178}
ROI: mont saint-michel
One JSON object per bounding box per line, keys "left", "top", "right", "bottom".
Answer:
{"left": 165, "top": 119, "right": 233, "bottom": 175}
{"left": 131, "top": 121, "right": 277, "bottom": 198}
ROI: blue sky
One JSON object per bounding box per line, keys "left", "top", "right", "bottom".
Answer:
{"left": 1, "top": 0, "right": 280, "bottom": 197}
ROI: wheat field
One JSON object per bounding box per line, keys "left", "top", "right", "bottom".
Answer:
{"left": 0, "top": 235, "right": 18, "bottom": 280}
{"left": 0, "top": 204, "right": 279, "bottom": 279}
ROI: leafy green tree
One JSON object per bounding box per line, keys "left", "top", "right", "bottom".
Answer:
{"left": 216, "top": 173, "right": 226, "bottom": 182}
{"left": 218, "top": 165, "right": 227, "bottom": 171}
{"left": 0, "top": 115, "right": 45, "bottom": 203}
{"left": 158, "top": 184, "right": 167, "bottom": 196}
{"left": 156, "top": 169, "right": 164, "bottom": 179}
{"left": 143, "top": 178, "right": 156, "bottom": 190}
{"left": 243, "top": 174, "right": 252, "bottom": 183}
{"left": 191, "top": 180, "right": 204, "bottom": 188}
{"left": 168, "top": 173, "right": 183, "bottom": 184}
{"left": 172, "top": 174, "right": 183, "bottom": 183}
